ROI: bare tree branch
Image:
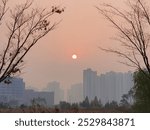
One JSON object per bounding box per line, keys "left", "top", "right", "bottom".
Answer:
{"left": 0, "top": 0, "right": 8, "bottom": 22}
{"left": 0, "top": 0, "right": 64, "bottom": 83}
{"left": 97, "top": 0, "right": 150, "bottom": 77}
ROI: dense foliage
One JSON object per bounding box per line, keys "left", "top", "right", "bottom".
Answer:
{"left": 133, "top": 70, "right": 150, "bottom": 112}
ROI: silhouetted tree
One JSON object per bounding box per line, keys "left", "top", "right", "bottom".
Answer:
{"left": 109, "top": 101, "right": 118, "bottom": 108}
{"left": 91, "top": 96, "right": 102, "bottom": 108}
{"left": 133, "top": 69, "right": 150, "bottom": 112}
{"left": 59, "top": 101, "right": 71, "bottom": 110}
{"left": 0, "top": 0, "right": 64, "bottom": 83}
{"left": 104, "top": 102, "right": 110, "bottom": 109}
{"left": 120, "top": 94, "right": 130, "bottom": 108}
{"left": 71, "top": 103, "right": 79, "bottom": 112}
{"left": 71, "top": 103, "right": 79, "bottom": 109}
{"left": 80, "top": 96, "right": 90, "bottom": 108}
{"left": 97, "top": 0, "right": 150, "bottom": 78}
{"left": 31, "top": 97, "right": 47, "bottom": 107}
{"left": 104, "top": 101, "right": 118, "bottom": 109}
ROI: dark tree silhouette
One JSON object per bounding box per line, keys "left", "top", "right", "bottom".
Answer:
{"left": 90, "top": 96, "right": 102, "bottom": 108}
{"left": 97, "top": 0, "right": 150, "bottom": 78}
{"left": 0, "top": 0, "right": 64, "bottom": 83}
{"left": 133, "top": 69, "right": 150, "bottom": 112}
{"left": 80, "top": 96, "right": 90, "bottom": 108}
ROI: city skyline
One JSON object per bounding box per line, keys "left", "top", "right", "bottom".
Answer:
{"left": 19, "top": 67, "right": 135, "bottom": 105}
{"left": 0, "top": 0, "right": 138, "bottom": 90}
{"left": 26, "top": 68, "right": 134, "bottom": 91}
{"left": 0, "top": 68, "right": 134, "bottom": 106}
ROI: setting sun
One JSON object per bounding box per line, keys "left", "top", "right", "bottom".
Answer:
{"left": 72, "top": 54, "right": 77, "bottom": 59}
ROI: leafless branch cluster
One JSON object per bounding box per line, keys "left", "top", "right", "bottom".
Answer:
{"left": 97, "top": 0, "right": 150, "bottom": 76}
{"left": 0, "top": 0, "right": 8, "bottom": 21}
{"left": 0, "top": 0, "right": 64, "bottom": 83}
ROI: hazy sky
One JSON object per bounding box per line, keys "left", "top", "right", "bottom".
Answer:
{"left": 7, "top": 0, "right": 134, "bottom": 90}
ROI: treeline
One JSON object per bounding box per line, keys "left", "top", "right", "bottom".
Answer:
{"left": 56, "top": 96, "right": 132, "bottom": 112}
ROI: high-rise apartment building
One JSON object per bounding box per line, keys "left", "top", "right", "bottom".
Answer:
{"left": 83, "top": 68, "right": 97, "bottom": 101}
{"left": 83, "top": 68, "right": 134, "bottom": 104}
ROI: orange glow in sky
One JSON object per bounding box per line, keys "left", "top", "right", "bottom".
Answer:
{"left": 6, "top": 0, "right": 133, "bottom": 90}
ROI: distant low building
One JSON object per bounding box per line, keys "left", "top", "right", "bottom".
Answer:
{"left": 0, "top": 78, "right": 54, "bottom": 107}
{"left": 67, "top": 83, "right": 83, "bottom": 103}
{"left": 23, "top": 89, "right": 54, "bottom": 107}
{"left": 0, "top": 77, "right": 25, "bottom": 106}
{"left": 44, "top": 81, "right": 64, "bottom": 105}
